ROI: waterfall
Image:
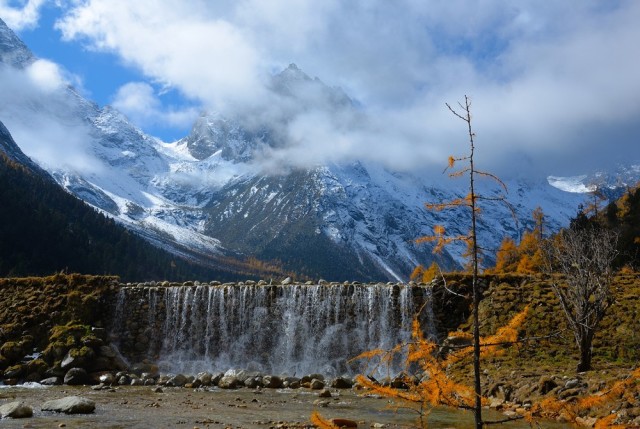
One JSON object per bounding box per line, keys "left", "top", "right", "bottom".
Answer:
{"left": 112, "top": 283, "right": 433, "bottom": 377}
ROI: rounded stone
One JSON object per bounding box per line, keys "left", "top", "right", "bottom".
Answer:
{"left": 63, "top": 368, "right": 89, "bottom": 385}
{"left": 0, "top": 401, "right": 33, "bottom": 418}
{"left": 41, "top": 396, "right": 95, "bottom": 414}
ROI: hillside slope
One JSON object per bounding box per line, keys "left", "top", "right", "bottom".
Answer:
{"left": 0, "top": 120, "right": 244, "bottom": 281}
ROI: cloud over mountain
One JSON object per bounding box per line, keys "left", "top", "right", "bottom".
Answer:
{"left": 4, "top": 1, "right": 640, "bottom": 177}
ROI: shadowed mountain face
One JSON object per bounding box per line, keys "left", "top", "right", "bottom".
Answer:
{"left": 0, "top": 119, "right": 243, "bottom": 281}
{"left": 1, "top": 18, "right": 616, "bottom": 281}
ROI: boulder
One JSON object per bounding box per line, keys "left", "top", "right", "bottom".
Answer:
{"left": 41, "top": 396, "right": 95, "bottom": 414}
{"left": 225, "top": 369, "right": 252, "bottom": 383}
{"left": 3, "top": 363, "right": 25, "bottom": 379}
{"left": 331, "top": 377, "right": 354, "bottom": 389}
{"left": 166, "top": 374, "right": 188, "bottom": 387}
{"left": 564, "top": 378, "right": 582, "bottom": 390}
{"left": 310, "top": 379, "right": 325, "bottom": 390}
{"left": 61, "top": 347, "right": 95, "bottom": 370}
{"left": 40, "top": 376, "right": 62, "bottom": 386}
{"left": 318, "top": 389, "right": 332, "bottom": 398}
{"left": 64, "top": 368, "right": 89, "bottom": 385}
{"left": 218, "top": 375, "right": 239, "bottom": 389}
{"left": 186, "top": 379, "right": 201, "bottom": 388}
{"left": 43, "top": 366, "right": 66, "bottom": 379}
{"left": 538, "top": 376, "right": 558, "bottom": 395}
{"left": 244, "top": 376, "right": 263, "bottom": 388}
{"left": 0, "top": 341, "right": 25, "bottom": 362}
{"left": 0, "top": 401, "right": 33, "bottom": 418}
{"left": 262, "top": 375, "right": 283, "bottom": 389}
{"left": 301, "top": 373, "right": 325, "bottom": 383}
{"left": 196, "top": 372, "right": 212, "bottom": 386}
{"left": 117, "top": 375, "right": 131, "bottom": 385}
{"left": 558, "top": 387, "right": 582, "bottom": 400}
{"left": 283, "top": 376, "right": 301, "bottom": 389}
{"left": 80, "top": 334, "right": 103, "bottom": 348}
{"left": 211, "top": 372, "right": 224, "bottom": 386}
{"left": 512, "top": 383, "right": 535, "bottom": 405}
{"left": 141, "top": 371, "right": 159, "bottom": 381}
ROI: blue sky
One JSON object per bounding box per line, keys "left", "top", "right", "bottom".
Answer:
{"left": 1, "top": 0, "right": 639, "bottom": 176}
{"left": 13, "top": 2, "right": 195, "bottom": 141}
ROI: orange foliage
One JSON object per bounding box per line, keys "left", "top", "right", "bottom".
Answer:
{"left": 318, "top": 308, "right": 529, "bottom": 427}
{"left": 490, "top": 208, "right": 546, "bottom": 274}
{"left": 444, "top": 307, "right": 529, "bottom": 365}
{"left": 492, "top": 237, "right": 519, "bottom": 273}
{"left": 410, "top": 262, "right": 441, "bottom": 283}
{"left": 310, "top": 411, "right": 340, "bottom": 429}
{"left": 416, "top": 225, "right": 470, "bottom": 254}
{"left": 528, "top": 367, "right": 640, "bottom": 426}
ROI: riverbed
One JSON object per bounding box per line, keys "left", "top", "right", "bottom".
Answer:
{"left": 0, "top": 384, "right": 568, "bottom": 428}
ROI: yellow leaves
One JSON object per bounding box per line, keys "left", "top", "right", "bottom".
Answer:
{"left": 310, "top": 411, "right": 340, "bottom": 429}
{"left": 448, "top": 155, "right": 456, "bottom": 168}
{"left": 443, "top": 307, "right": 529, "bottom": 366}
{"left": 491, "top": 237, "right": 519, "bottom": 274}
{"left": 350, "top": 308, "right": 531, "bottom": 426}
{"left": 593, "top": 414, "right": 625, "bottom": 429}
{"left": 355, "top": 375, "right": 423, "bottom": 403}
{"left": 527, "top": 367, "right": 640, "bottom": 428}
{"left": 433, "top": 224, "right": 446, "bottom": 236}
{"left": 489, "top": 210, "right": 546, "bottom": 274}
{"left": 416, "top": 226, "right": 471, "bottom": 255}
{"left": 410, "top": 263, "right": 442, "bottom": 283}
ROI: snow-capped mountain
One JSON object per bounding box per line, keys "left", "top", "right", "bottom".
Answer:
{"left": 1, "top": 19, "right": 634, "bottom": 281}
{"left": 548, "top": 164, "right": 640, "bottom": 199}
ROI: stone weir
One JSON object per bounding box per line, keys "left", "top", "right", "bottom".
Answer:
{"left": 109, "top": 280, "right": 434, "bottom": 377}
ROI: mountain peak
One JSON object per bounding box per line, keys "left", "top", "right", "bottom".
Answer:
{"left": 0, "top": 17, "right": 34, "bottom": 68}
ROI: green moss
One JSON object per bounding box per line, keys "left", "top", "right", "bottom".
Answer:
{"left": 49, "top": 322, "right": 91, "bottom": 343}
{"left": 26, "top": 358, "right": 48, "bottom": 375}
{"left": 0, "top": 341, "right": 24, "bottom": 361}
{"left": 69, "top": 346, "right": 95, "bottom": 360}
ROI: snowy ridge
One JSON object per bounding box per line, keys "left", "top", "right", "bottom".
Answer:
{"left": 0, "top": 18, "right": 33, "bottom": 67}
{"left": 548, "top": 165, "right": 640, "bottom": 195}
{"left": 2, "top": 20, "right": 633, "bottom": 280}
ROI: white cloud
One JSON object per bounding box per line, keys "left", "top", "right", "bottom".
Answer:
{"left": 55, "top": 1, "right": 263, "bottom": 110}
{"left": 26, "top": 58, "right": 65, "bottom": 91}
{"left": 112, "top": 81, "right": 198, "bottom": 134}
{"left": 52, "top": 1, "right": 640, "bottom": 177}
{"left": 0, "top": 64, "right": 99, "bottom": 172}
{"left": 0, "top": 0, "right": 46, "bottom": 30}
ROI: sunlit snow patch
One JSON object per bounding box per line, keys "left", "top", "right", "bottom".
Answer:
{"left": 547, "top": 175, "right": 594, "bottom": 193}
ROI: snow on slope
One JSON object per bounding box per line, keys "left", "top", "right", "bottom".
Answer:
{"left": 3, "top": 19, "right": 631, "bottom": 279}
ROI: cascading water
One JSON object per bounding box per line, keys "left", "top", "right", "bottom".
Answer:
{"left": 111, "top": 283, "right": 433, "bottom": 377}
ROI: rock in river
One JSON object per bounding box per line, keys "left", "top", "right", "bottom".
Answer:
{"left": 0, "top": 401, "right": 33, "bottom": 418}
{"left": 41, "top": 396, "right": 95, "bottom": 414}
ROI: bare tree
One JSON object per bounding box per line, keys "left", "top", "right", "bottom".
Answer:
{"left": 543, "top": 227, "right": 618, "bottom": 372}
{"left": 418, "top": 96, "right": 513, "bottom": 429}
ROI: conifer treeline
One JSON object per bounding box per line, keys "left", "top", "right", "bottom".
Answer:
{"left": 488, "top": 186, "right": 640, "bottom": 274}
{"left": 0, "top": 153, "right": 237, "bottom": 282}
{"left": 411, "top": 185, "right": 640, "bottom": 281}
{"left": 493, "top": 185, "right": 640, "bottom": 273}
